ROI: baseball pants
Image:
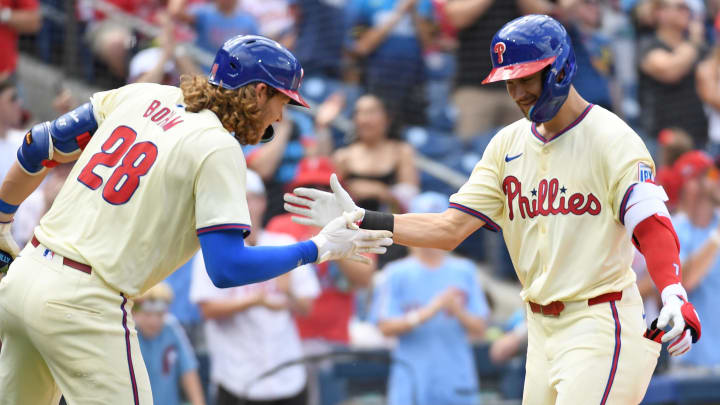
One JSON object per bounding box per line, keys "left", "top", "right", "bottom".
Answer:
{"left": 0, "top": 239, "right": 152, "bottom": 405}
{"left": 522, "top": 283, "right": 660, "bottom": 405}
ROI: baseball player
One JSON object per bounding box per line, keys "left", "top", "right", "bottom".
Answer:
{"left": 0, "top": 35, "right": 392, "bottom": 405}
{"left": 284, "top": 15, "right": 702, "bottom": 405}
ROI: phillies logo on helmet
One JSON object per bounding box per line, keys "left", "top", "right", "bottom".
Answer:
{"left": 494, "top": 42, "right": 507, "bottom": 64}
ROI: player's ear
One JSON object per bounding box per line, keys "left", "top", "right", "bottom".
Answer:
{"left": 254, "top": 82, "right": 268, "bottom": 106}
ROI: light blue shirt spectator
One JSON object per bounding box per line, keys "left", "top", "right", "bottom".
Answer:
{"left": 673, "top": 212, "right": 720, "bottom": 367}
{"left": 165, "top": 259, "right": 203, "bottom": 326}
{"left": 138, "top": 316, "right": 199, "bottom": 405}
{"left": 373, "top": 255, "right": 490, "bottom": 405}
{"left": 190, "top": 3, "right": 259, "bottom": 65}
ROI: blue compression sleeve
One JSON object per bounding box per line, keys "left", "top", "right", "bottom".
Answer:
{"left": 198, "top": 229, "right": 318, "bottom": 288}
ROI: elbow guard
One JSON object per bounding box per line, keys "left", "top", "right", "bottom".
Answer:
{"left": 622, "top": 181, "right": 670, "bottom": 236}
{"left": 17, "top": 123, "right": 53, "bottom": 174}
{"left": 17, "top": 102, "right": 98, "bottom": 174}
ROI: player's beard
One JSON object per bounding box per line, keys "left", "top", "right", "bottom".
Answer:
{"left": 516, "top": 100, "right": 536, "bottom": 120}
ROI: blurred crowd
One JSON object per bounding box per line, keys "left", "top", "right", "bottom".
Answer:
{"left": 4, "top": 0, "right": 720, "bottom": 404}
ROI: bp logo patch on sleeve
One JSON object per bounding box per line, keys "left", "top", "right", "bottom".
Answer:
{"left": 638, "top": 162, "right": 653, "bottom": 182}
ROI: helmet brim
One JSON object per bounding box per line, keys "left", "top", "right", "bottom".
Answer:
{"left": 279, "top": 89, "right": 310, "bottom": 108}
{"left": 481, "top": 56, "right": 557, "bottom": 84}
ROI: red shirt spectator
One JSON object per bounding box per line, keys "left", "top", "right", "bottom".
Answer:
{"left": 0, "top": 0, "right": 41, "bottom": 74}
{"left": 265, "top": 157, "right": 376, "bottom": 344}
{"left": 266, "top": 214, "right": 355, "bottom": 343}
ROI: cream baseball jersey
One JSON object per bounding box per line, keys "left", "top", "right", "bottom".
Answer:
{"left": 449, "top": 105, "right": 654, "bottom": 304}
{"left": 34, "top": 83, "right": 251, "bottom": 296}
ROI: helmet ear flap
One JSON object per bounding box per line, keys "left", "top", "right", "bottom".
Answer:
{"left": 260, "top": 125, "right": 275, "bottom": 143}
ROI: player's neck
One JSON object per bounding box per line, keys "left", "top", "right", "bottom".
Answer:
{"left": 535, "top": 88, "right": 589, "bottom": 139}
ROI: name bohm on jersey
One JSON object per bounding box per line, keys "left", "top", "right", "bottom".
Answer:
{"left": 503, "top": 176, "right": 601, "bottom": 220}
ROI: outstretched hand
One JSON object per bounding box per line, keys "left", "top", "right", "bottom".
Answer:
{"left": 310, "top": 210, "right": 392, "bottom": 264}
{"left": 284, "top": 173, "right": 362, "bottom": 228}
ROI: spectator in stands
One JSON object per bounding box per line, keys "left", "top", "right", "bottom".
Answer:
{"left": 638, "top": 0, "right": 708, "bottom": 147}
{"left": 373, "top": 191, "right": 489, "bottom": 405}
{"left": 246, "top": 94, "right": 343, "bottom": 221}
{"left": 169, "top": 0, "right": 259, "bottom": 70}
{"left": 82, "top": 1, "right": 138, "bottom": 88}
{"left": 246, "top": 117, "right": 306, "bottom": 222}
{"left": 268, "top": 157, "right": 376, "bottom": 404}
{"left": 128, "top": 12, "right": 199, "bottom": 85}
{"left": 135, "top": 282, "right": 206, "bottom": 405}
{"left": 0, "top": 77, "right": 24, "bottom": 177}
{"left": 164, "top": 257, "right": 208, "bottom": 398}
{"left": 239, "top": 0, "right": 296, "bottom": 48}
{"left": 658, "top": 127, "right": 696, "bottom": 169}
{"left": 290, "top": 0, "right": 348, "bottom": 82}
{"left": 655, "top": 127, "right": 694, "bottom": 212}
{"left": 191, "top": 170, "right": 319, "bottom": 405}
{"left": 0, "top": 0, "right": 41, "bottom": 76}
{"left": 0, "top": 76, "right": 43, "bottom": 246}
{"left": 334, "top": 94, "right": 418, "bottom": 265}
{"left": 562, "top": 0, "right": 616, "bottom": 111}
{"left": 442, "top": 0, "right": 552, "bottom": 140}
{"left": 695, "top": 13, "right": 720, "bottom": 156}
{"left": 670, "top": 150, "right": 720, "bottom": 369}
{"left": 489, "top": 308, "right": 527, "bottom": 366}
{"left": 346, "top": 0, "right": 435, "bottom": 128}
{"left": 333, "top": 94, "right": 419, "bottom": 214}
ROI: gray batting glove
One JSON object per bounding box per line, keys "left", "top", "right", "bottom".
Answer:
{"left": 0, "top": 221, "right": 20, "bottom": 259}
{"left": 310, "top": 210, "right": 392, "bottom": 264}
{"left": 284, "top": 173, "right": 363, "bottom": 228}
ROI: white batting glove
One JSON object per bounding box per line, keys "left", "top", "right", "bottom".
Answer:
{"left": 310, "top": 210, "right": 392, "bottom": 265}
{"left": 0, "top": 221, "right": 20, "bottom": 259}
{"left": 284, "top": 173, "right": 362, "bottom": 228}
{"left": 656, "top": 284, "right": 701, "bottom": 357}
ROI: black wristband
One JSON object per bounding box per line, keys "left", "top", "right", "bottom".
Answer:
{"left": 360, "top": 210, "right": 394, "bottom": 232}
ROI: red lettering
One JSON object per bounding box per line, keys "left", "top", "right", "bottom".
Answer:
{"left": 503, "top": 176, "right": 602, "bottom": 220}
{"left": 585, "top": 194, "right": 601, "bottom": 215}
{"left": 558, "top": 195, "right": 569, "bottom": 214}
{"left": 519, "top": 195, "right": 532, "bottom": 218}
{"left": 568, "top": 193, "right": 585, "bottom": 215}
{"left": 548, "top": 179, "right": 561, "bottom": 215}
{"left": 503, "top": 176, "right": 521, "bottom": 220}
{"left": 144, "top": 100, "right": 161, "bottom": 118}
{"left": 531, "top": 198, "right": 537, "bottom": 217}
{"left": 161, "top": 116, "right": 184, "bottom": 131}
{"left": 537, "top": 179, "right": 548, "bottom": 215}
{"left": 152, "top": 108, "right": 170, "bottom": 122}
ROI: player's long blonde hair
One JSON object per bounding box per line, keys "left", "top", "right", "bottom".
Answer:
{"left": 180, "top": 74, "right": 277, "bottom": 145}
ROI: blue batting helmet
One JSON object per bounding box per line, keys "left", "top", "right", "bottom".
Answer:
{"left": 208, "top": 35, "right": 309, "bottom": 143}
{"left": 482, "top": 15, "right": 577, "bottom": 123}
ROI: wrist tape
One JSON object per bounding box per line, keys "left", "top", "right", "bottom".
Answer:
{"left": 360, "top": 210, "right": 394, "bottom": 232}
{"left": 0, "top": 198, "right": 18, "bottom": 214}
